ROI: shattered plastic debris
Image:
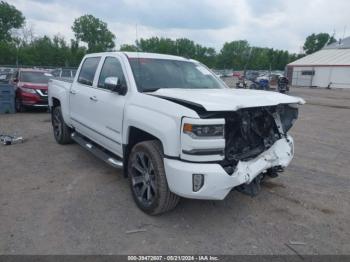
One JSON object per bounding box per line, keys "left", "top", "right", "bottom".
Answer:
{"left": 0, "top": 133, "right": 24, "bottom": 145}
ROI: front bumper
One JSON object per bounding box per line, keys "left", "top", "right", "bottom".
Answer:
{"left": 20, "top": 92, "right": 48, "bottom": 107}
{"left": 164, "top": 136, "right": 294, "bottom": 200}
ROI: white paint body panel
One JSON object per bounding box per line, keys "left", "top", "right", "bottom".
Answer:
{"left": 152, "top": 88, "right": 304, "bottom": 111}
{"left": 49, "top": 51, "right": 302, "bottom": 200}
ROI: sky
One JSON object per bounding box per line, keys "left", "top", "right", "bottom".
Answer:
{"left": 8, "top": 0, "right": 350, "bottom": 53}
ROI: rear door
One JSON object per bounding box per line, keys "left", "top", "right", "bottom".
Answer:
{"left": 86, "top": 55, "right": 128, "bottom": 157}
{"left": 69, "top": 56, "right": 101, "bottom": 141}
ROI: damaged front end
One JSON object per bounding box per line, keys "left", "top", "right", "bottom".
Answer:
{"left": 221, "top": 104, "right": 298, "bottom": 171}
{"left": 219, "top": 104, "right": 298, "bottom": 195}
{"left": 177, "top": 102, "right": 299, "bottom": 199}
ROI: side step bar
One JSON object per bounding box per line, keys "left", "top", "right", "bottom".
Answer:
{"left": 71, "top": 132, "right": 123, "bottom": 169}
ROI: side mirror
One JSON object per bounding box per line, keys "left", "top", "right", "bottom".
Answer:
{"left": 13, "top": 78, "right": 19, "bottom": 83}
{"left": 104, "top": 77, "right": 125, "bottom": 94}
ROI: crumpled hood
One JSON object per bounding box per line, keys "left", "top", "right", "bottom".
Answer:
{"left": 151, "top": 88, "right": 305, "bottom": 111}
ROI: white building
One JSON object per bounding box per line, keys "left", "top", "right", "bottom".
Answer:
{"left": 287, "top": 37, "right": 350, "bottom": 88}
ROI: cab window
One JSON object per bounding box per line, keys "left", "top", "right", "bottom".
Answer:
{"left": 78, "top": 57, "right": 100, "bottom": 86}
{"left": 98, "top": 57, "right": 126, "bottom": 90}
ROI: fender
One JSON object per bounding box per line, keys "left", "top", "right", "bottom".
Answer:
{"left": 123, "top": 104, "right": 181, "bottom": 156}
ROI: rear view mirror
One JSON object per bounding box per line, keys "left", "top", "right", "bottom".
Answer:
{"left": 105, "top": 77, "right": 125, "bottom": 94}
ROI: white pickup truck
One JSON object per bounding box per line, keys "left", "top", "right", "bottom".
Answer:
{"left": 49, "top": 52, "right": 304, "bottom": 215}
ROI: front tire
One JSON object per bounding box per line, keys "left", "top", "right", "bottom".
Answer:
{"left": 128, "top": 140, "right": 180, "bottom": 215}
{"left": 51, "top": 106, "right": 73, "bottom": 144}
{"left": 15, "top": 98, "right": 25, "bottom": 112}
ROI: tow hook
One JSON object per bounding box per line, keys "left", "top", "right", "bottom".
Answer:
{"left": 236, "top": 174, "right": 263, "bottom": 197}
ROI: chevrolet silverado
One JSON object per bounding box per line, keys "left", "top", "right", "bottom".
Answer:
{"left": 48, "top": 52, "right": 304, "bottom": 215}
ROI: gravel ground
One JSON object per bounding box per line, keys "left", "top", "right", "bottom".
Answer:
{"left": 0, "top": 87, "right": 349, "bottom": 255}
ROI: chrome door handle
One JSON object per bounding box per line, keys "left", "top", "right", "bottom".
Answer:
{"left": 89, "top": 96, "right": 98, "bottom": 102}
{"left": 70, "top": 89, "right": 77, "bottom": 95}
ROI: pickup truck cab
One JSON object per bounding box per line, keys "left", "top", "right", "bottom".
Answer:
{"left": 49, "top": 52, "right": 304, "bottom": 215}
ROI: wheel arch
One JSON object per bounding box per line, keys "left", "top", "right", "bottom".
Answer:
{"left": 123, "top": 126, "right": 164, "bottom": 177}
{"left": 51, "top": 97, "right": 61, "bottom": 108}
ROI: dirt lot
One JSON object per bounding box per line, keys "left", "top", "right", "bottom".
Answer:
{"left": 0, "top": 87, "right": 349, "bottom": 255}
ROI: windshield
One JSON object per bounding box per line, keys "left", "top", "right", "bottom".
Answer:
{"left": 20, "top": 71, "right": 52, "bottom": 84}
{"left": 128, "top": 58, "right": 226, "bottom": 92}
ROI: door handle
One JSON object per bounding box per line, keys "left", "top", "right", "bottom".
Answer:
{"left": 70, "top": 89, "right": 77, "bottom": 95}
{"left": 89, "top": 96, "right": 98, "bottom": 102}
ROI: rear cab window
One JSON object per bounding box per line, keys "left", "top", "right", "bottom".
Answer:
{"left": 78, "top": 57, "right": 101, "bottom": 86}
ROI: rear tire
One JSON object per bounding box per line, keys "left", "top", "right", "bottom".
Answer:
{"left": 128, "top": 140, "right": 180, "bottom": 215}
{"left": 51, "top": 106, "right": 73, "bottom": 144}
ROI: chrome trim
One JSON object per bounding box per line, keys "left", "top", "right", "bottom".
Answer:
{"left": 32, "top": 104, "right": 48, "bottom": 107}
{"left": 36, "top": 89, "right": 48, "bottom": 97}
{"left": 182, "top": 148, "right": 224, "bottom": 156}
{"left": 107, "top": 158, "right": 123, "bottom": 167}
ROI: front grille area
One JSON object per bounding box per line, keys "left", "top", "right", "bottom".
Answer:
{"left": 35, "top": 89, "right": 48, "bottom": 97}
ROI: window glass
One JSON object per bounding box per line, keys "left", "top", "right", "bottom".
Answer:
{"left": 19, "top": 71, "right": 52, "bottom": 84}
{"left": 98, "top": 57, "right": 126, "bottom": 89}
{"left": 61, "top": 70, "right": 71, "bottom": 78}
{"left": 51, "top": 69, "right": 60, "bottom": 77}
{"left": 78, "top": 57, "right": 100, "bottom": 86}
{"left": 128, "top": 58, "right": 225, "bottom": 92}
{"left": 301, "top": 70, "right": 314, "bottom": 76}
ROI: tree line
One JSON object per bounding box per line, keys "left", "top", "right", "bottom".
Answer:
{"left": 0, "top": 1, "right": 337, "bottom": 70}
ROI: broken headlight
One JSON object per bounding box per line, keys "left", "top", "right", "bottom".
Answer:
{"left": 278, "top": 104, "right": 299, "bottom": 133}
{"left": 183, "top": 123, "right": 224, "bottom": 138}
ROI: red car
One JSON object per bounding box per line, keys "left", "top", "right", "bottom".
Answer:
{"left": 232, "top": 71, "right": 241, "bottom": 78}
{"left": 12, "top": 69, "right": 52, "bottom": 111}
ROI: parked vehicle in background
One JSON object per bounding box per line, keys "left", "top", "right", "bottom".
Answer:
{"left": 0, "top": 72, "right": 12, "bottom": 84}
{"left": 245, "top": 71, "right": 260, "bottom": 81}
{"left": 51, "top": 68, "right": 77, "bottom": 79}
{"left": 12, "top": 69, "right": 52, "bottom": 111}
{"left": 249, "top": 78, "right": 270, "bottom": 90}
{"left": 236, "top": 78, "right": 248, "bottom": 88}
{"left": 277, "top": 76, "right": 290, "bottom": 93}
{"left": 232, "top": 71, "right": 241, "bottom": 78}
{"left": 49, "top": 52, "right": 304, "bottom": 215}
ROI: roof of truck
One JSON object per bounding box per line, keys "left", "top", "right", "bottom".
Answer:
{"left": 86, "top": 51, "right": 193, "bottom": 62}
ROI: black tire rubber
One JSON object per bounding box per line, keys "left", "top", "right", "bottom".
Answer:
{"left": 15, "top": 98, "right": 25, "bottom": 112}
{"left": 128, "top": 140, "right": 180, "bottom": 215}
{"left": 52, "top": 106, "right": 73, "bottom": 144}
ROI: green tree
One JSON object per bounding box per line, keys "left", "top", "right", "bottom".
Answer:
{"left": 0, "top": 40, "right": 16, "bottom": 64}
{"left": 72, "top": 14, "right": 115, "bottom": 53}
{"left": 175, "top": 38, "right": 196, "bottom": 57}
{"left": 69, "top": 39, "right": 87, "bottom": 66}
{"left": 119, "top": 44, "right": 138, "bottom": 52}
{"left": 303, "top": 33, "right": 336, "bottom": 55}
{"left": 217, "top": 40, "right": 250, "bottom": 69}
{"left": 0, "top": 1, "right": 25, "bottom": 42}
{"left": 137, "top": 37, "right": 177, "bottom": 54}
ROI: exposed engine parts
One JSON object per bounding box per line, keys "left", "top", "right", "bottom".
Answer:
{"left": 219, "top": 105, "right": 298, "bottom": 173}
{"left": 225, "top": 107, "right": 280, "bottom": 163}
